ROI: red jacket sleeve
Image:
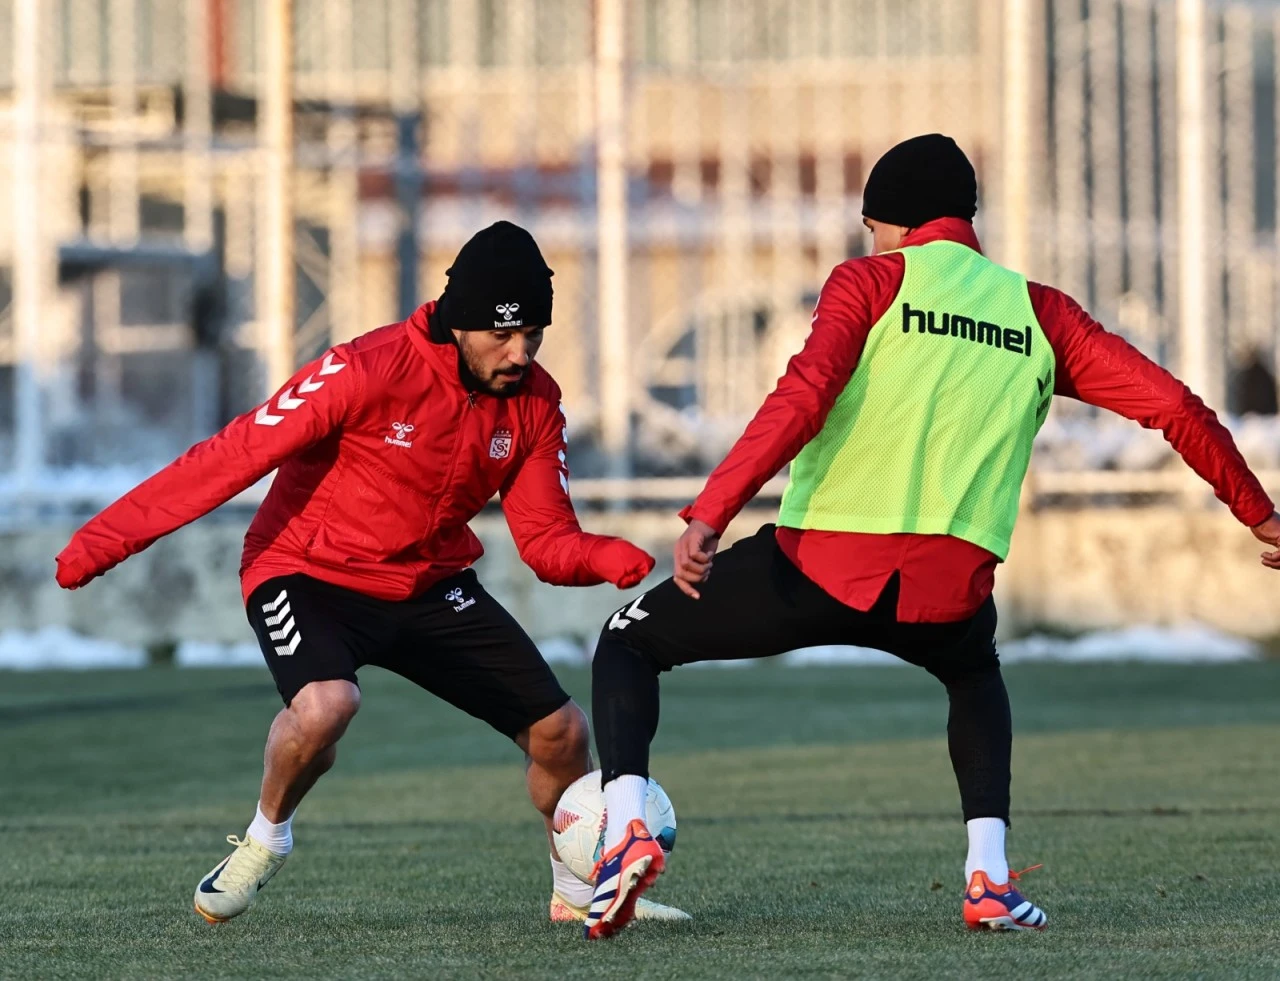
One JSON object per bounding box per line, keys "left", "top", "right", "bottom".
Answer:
{"left": 681, "top": 255, "right": 905, "bottom": 535}
{"left": 500, "top": 393, "right": 624, "bottom": 586}
{"left": 55, "top": 350, "right": 363, "bottom": 588}
{"left": 1031, "top": 283, "right": 1274, "bottom": 527}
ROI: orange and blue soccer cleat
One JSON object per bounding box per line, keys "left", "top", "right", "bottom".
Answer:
{"left": 963, "top": 864, "right": 1047, "bottom": 931}
{"left": 582, "top": 819, "right": 666, "bottom": 940}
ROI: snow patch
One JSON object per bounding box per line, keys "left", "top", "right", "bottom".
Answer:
{"left": 0, "top": 627, "right": 146, "bottom": 670}
{"left": 174, "top": 641, "right": 266, "bottom": 668}
{"left": 782, "top": 647, "right": 902, "bottom": 667}
{"left": 1027, "top": 412, "right": 1280, "bottom": 474}
{"left": 0, "top": 624, "right": 1262, "bottom": 670}
{"left": 784, "top": 624, "right": 1259, "bottom": 666}
{"left": 1000, "top": 624, "right": 1258, "bottom": 663}
{"left": 537, "top": 637, "right": 588, "bottom": 665}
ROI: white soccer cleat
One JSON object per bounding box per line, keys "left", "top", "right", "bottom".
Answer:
{"left": 193, "top": 834, "right": 288, "bottom": 924}
{"left": 549, "top": 892, "right": 691, "bottom": 923}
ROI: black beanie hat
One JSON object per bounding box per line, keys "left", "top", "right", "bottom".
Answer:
{"left": 438, "top": 221, "right": 554, "bottom": 331}
{"left": 861, "top": 134, "right": 977, "bottom": 228}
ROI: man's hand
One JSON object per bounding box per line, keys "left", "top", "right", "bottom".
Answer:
{"left": 1251, "top": 512, "right": 1280, "bottom": 569}
{"left": 589, "top": 538, "right": 656, "bottom": 589}
{"left": 674, "top": 519, "right": 720, "bottom": 599}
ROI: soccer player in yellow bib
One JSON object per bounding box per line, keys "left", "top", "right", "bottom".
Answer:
{"left": 581, "top": 134, "right": 1280, "bottom": 939}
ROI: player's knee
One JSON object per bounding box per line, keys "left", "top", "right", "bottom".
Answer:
{"left": 288, "top": 679, "right": 361, "bottom": 747}
{"left": 528, "top": 701, "right": 589, "bottom": 769}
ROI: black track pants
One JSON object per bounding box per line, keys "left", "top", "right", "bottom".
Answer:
{"left": 591, "top": 524, "right": 1012, "bottom": 823}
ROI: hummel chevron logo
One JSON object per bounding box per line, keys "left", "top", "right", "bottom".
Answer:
{"left": 254, "top": 352, "right": 346, "bottom": 425}
{"left": 261, "top": 589, "right": 302, "bottom": 655}
{"left": 255, "top": 404, "right": 284, "bottom": 426}
{"left": 608, "top": 595, "right": 650, "bottom": 631}
{"left": 1036, "top": 371, "right": 1052, "bottom": 395}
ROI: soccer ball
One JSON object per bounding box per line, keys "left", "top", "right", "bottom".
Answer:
{"left": 551, "top": 770, "right": 677, "bottom": 884}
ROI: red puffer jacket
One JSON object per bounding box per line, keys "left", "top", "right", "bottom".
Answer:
{"left": 55, "top": 303, "right": 653, "bottom": 601}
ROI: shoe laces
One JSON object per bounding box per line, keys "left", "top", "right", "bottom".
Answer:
{"left": 214, "top": 835, "right": 267, "bottom": 892}
{"left": 1008, "top": 864, "right": 1043, "bottom": 883}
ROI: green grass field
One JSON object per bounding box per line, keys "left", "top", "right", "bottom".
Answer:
{"left": 3, "top": 662, "right": 1280, "bottom": 979}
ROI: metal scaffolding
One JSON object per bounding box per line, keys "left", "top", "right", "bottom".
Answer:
{"left": 4, "top": 0, "right": 1280, "bottom": 502}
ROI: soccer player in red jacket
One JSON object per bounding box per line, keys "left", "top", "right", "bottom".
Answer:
{"left": 581, "top": 136, "right": 1280, "bottom": 939}
{"left": 55, "top": 221, "right": 688, "bottom": 926}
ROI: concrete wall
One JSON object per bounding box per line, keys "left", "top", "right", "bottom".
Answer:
{"left": 999, "top": 506, "right": 1279, "bottom": 639}
{"left": 6, "top": 505, "right": 1277, "bottom": 648}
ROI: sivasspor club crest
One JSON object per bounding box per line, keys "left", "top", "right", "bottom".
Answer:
{"left": 489, "top": 428, "right": 513, "bottom": 459}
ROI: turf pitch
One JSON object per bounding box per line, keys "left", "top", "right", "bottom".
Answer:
{"left": 3, "top": 662, "right": 1279, "bottom": 979}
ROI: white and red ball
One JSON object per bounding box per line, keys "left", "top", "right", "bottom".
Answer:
{"left": 551, "top": 769, "right": 677, "bottom": 884}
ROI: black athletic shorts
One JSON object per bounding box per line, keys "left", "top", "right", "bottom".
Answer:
{"left": 245, "top": 570, "right": 571, "bottom": 738}
{"left": 599, "top": 524, "right": 998, "bottom": 681}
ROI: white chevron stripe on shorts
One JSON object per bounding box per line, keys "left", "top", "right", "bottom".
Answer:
{"left": 262, "top": 590, "right": 302, "bottom": 655}
{"left": 261, "top": 590, "right": 288, "bottom": 613}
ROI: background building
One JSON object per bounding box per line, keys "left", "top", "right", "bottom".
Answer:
{"left": 3, "top": 0, "right": 1280, "bottom": 644}
{"left": 3, "top": 0, "right": 1280, "bottom": 491}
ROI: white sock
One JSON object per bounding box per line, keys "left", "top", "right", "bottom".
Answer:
{"left": 246, "top": 802, "right": 294, "bottom": 855}
{"left": 965, "top": 817, "right": 1008, "bottom": 883}
{"left": 550, "top": 854, "right": 593, "bottom": 907}
{"left": 602, "top": 775, "right": 648, "bottom": 851}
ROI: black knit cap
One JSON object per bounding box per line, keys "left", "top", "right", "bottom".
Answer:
{"left": 861, "top": 134, "right": 977, "bottom": 228}
{"left": 438, "top": 220, "right": 554, "bottom": 331}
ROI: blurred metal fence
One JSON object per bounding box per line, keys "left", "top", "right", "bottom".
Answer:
{"left": 1, "top": 0, "right": 1280, "bottom": 508}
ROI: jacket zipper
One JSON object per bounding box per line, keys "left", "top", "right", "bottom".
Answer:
{"left": 424, "top": 390, "right": 476, "bottom": 546}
